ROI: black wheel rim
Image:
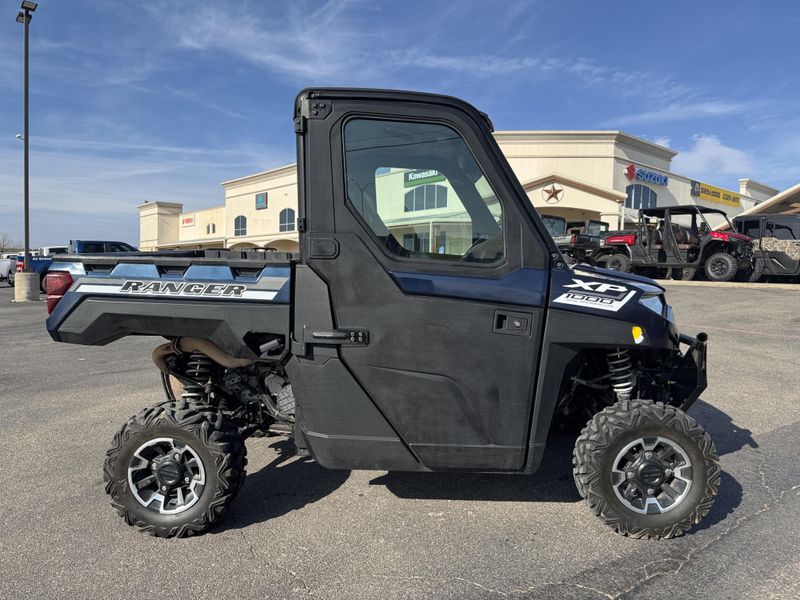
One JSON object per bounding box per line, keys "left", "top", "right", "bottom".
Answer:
{"left": 127, "top": 437, "right": 206, "bottom": 514}
{"left": 709, "top": 258, "right": 728, "bottom": 277}
{"left": 611, "top": 437, "right": 693, "bottom": 514}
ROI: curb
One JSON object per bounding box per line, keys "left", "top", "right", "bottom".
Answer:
{"left": 657, "top": 279, "right": 800, "bottom": 291}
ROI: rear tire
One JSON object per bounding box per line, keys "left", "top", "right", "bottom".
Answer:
{"left": 704, "top": 252, "right": 737, "bottom": 282}
{"left": 573, "top": 399, "right": 719, "bottom": 539}
{"left": 605, "top": 254, "right": 632, "bottom": 273}
{"left": 103, "top": 400, "right": 247, "bottom": 538}
{"left": 6, "top": 272, "right": 13, "bottom": 287}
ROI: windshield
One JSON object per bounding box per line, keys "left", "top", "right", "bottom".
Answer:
{"left": 541, "top": 216, "right": 566, "bottom": 237}
{"left": 585, "top": 221, "right": 608, "bottom": 237}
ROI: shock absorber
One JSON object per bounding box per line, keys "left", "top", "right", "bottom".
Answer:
{"left": 607, "top": 348, "right": 635, "bottom": 401}
{"left": 181, "top": 352, "right": 213, "bottom": 403}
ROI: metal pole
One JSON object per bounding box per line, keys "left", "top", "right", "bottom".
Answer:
{"left": 22, "top": 9, "right": 30, "bottom": 271}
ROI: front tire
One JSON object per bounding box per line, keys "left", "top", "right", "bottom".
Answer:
{"left": 735, "top": 257, "right": 765, "bottom": 283}
{"left": 671, "top": 267, "right": 697, "bottom": 281}
{"left": 103, "top": 400, "right": 247, "bottom": 538}
{"left": 6, "top": 271, "right": 13, "bottom": 287}
{"left": 573, "top": 399, "right": 719, "bottom": 539}
{"left": 704, "top": 252, "right": 737, "bottom": 282}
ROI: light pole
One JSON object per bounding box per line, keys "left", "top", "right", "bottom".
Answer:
{"left": 16, "top": 1, "right": 37, "bottom": 273}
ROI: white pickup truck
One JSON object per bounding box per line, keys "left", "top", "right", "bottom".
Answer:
{"left": 1, "top": 253, "right": 18, "bottom": 287}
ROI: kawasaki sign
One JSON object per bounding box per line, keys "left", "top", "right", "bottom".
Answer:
{"left": 624, "top": 163, "right": 668, "bottom": 186}
{"left": 404, "top": 169, "right": 446, "bottom": 187}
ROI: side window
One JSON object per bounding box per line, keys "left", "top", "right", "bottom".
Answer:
{"left": 740, "top": 220, "right": 761, "bottom": 238}
{"left": 344, "top": 119, "right": 504, "bottom": 264}
{"left": 767, "top": 221, "right": 798, "bottom": 240}
{"left": 234, "top": 215, "right": 247, "bottom": 237}
{"left": 279, "top": 208, "right": 295, "bottom": 232}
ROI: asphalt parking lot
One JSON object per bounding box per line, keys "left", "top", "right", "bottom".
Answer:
{"left": 1, "top": 283, "right": 799, "bottom": 599}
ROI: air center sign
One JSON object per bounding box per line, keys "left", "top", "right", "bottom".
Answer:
{"left": 624, "top": 164, "right": 668, "bottom": 186}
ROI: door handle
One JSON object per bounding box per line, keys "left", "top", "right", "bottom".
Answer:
{"left": 493, "top": 310, "right": 532, "bottom": 337}
{"left": 305, "top": 327, "right": 370, "bottom": 346}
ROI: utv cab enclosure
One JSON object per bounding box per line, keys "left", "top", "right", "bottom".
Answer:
{"left": 45, "top": 89, "right": 719, "bottom": 540}
{"left": 596, "top": 206, "right": 754, "bottom": 282}
{"left": 733, "top": 214, "right": 800, "bottom": 281}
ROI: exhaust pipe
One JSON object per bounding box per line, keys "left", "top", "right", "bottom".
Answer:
{"left": 152, "top": 337, "right": 256, "bottom": 373}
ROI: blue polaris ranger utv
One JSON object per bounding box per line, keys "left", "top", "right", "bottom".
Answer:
{"left": 44, "top": 89, "right": 718, "bottom": 539}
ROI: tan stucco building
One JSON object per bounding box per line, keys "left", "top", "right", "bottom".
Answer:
{"left": 139, "top": 130, "right": 774, "bottom": 251}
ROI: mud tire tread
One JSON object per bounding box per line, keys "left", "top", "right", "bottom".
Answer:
{"left": 573, "top": 399, "right": 720, "bottom": 540}
{"left": 103, "top": 399, "right": 247, "bottom": 538}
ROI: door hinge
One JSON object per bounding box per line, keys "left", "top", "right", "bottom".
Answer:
{"left": 294, "top": 116, "right": 306, "bottom": 133}
{"left": 297, "top": 217, "right": 307, "bottom": 233}
{"left": 300, "top": 98, "right": 332, "bottom": 120}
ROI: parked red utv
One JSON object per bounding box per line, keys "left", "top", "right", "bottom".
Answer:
{"left": 595, "top": 207, "right": 755, "bottom": 282}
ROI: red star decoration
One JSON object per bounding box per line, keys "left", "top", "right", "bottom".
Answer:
{"left": 543, "top": 184, "right": 563, "bottom": 202}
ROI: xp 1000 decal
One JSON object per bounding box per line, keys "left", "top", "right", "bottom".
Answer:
{"left": 553, "top": 278, "right": 636, "bottom": 312}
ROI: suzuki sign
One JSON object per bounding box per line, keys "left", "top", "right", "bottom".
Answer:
{"left": 624, "top": 164, "right": 668, "bottom": 186}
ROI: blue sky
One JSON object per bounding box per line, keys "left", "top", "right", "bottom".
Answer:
{"left": 1, "top": 0, "right": 798, "bottom": 246}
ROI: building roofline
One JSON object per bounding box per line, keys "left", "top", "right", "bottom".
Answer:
{"left": 494, "top": 130, "right": 678, "bottom": 160}
{"left": 738, "top": 178, "right": 780, "bottom": 196}
{"left": 520, "top": 172, "right": 627, "bottom": 203}
{"left": 221, "top": 163, "right": 297, "bottom": 187}
{"left": 137, "top": 200, "right": 183, "bottom": 209}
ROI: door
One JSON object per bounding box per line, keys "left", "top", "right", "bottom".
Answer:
{"left": 762, "top": 218, "right": 800, "bottom": 275}
{"left": 294, "top": 89, "right": 555, "bottom": 471}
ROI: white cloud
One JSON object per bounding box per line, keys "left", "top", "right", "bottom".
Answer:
{"left": 149, "top": 0, "right": 380, "bottom": 82}
{"left": 604, "top": 101, "right": 757, "bottom": 127}
{"left": 672, "top": 134, "right": 754, "bottom": 178}
{"left": 652, "top": 136, "right": 672, "bottom": 148}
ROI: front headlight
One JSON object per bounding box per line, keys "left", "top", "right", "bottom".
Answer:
{"left": 639, "top": 292, "right": 665, "bottom": 317}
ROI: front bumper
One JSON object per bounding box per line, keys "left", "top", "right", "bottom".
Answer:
{"left": 672, "top": 332, "right": 708, "bottom": 411}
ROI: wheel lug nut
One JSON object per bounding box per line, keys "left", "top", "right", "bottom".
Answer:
{"left": 626, "top": 471, "right": 635, "bottom": 479}
{"left": 184, "top": 477, "right": 190, "bottom": 483}
{"left": 647, "top": 488, "right": 655, "bottom": 495}
{"left": 665, "top": 468, "right": 673, "bottom": 476}
{"left": 644, "top": 452, "right": 653, "bottom": 459}
{"left": 174, "top": 453, "right": 180, "bottom": 460}
{"left": 161, "top": 486, "right": 167, "bottom": 491}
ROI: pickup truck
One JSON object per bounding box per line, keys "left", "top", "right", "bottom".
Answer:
{"left": 18, "top": 240, "right": 137, "bottom": 291}
{"left": 44, "top": 88, "right": 718, "bottom": 540}
{"left": 541, "top": 215, "right": 608, "bottom": 265}
{"left": 1, "top": 253, "right": 17, "bottom": 286}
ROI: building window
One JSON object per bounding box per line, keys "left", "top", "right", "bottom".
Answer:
{"left": 255, "top": 192, "right": 268, "bottom": 210}
{"left": 404, "top": 184, "right": 447, "bottom": 212}
{"left": 279, "top": 208, "right": 295, "bottom": 232}
{"left": 206, "top": 223, "right": 216, "bottom": 235}
{"left": 234, "top": 215, "right": 247, "bottom": 237}
{"left": 625, "top": 184, "right": 657, "bottom": 210}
